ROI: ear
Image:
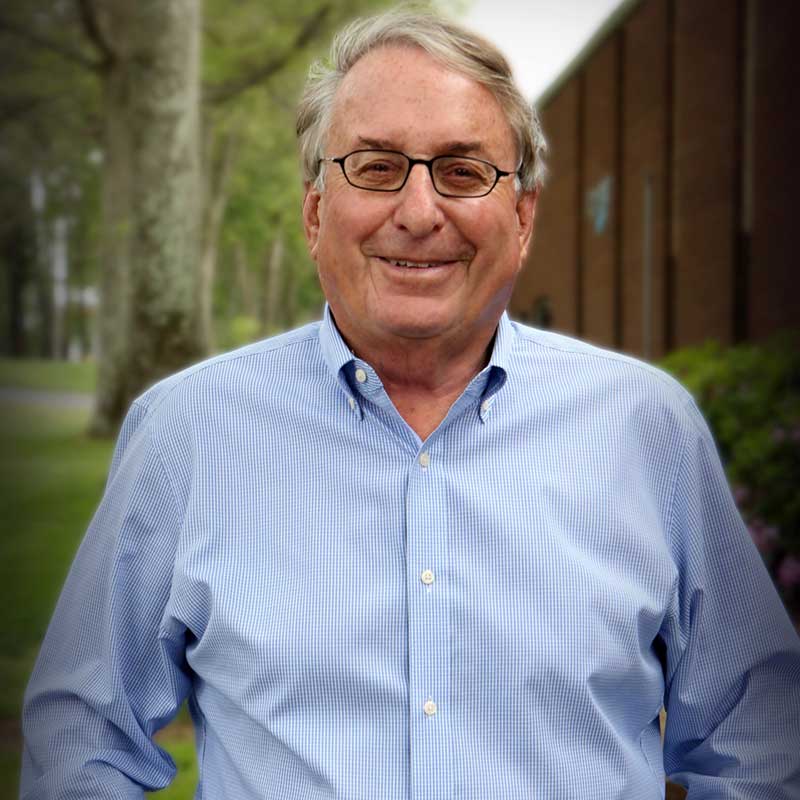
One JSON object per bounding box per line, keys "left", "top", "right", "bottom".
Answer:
{"left": 515, "top": 189, "right": 538, "bottom": 264}
{"left": 302, "top": 182, "right": 323, "bottom": 260}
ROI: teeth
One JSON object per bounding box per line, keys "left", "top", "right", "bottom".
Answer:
{"left": 386, "top": 258, "right": 441, "bottom": 268}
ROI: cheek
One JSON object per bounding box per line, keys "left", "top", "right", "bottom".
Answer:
{"left": 315, "top": 209, "right": 369, "bottom": 298}
{"left": 319, "top": 200, "right": 376, "bottom": 259}
{"left": 470, "top": 206, "right": 521, "bottom": 267}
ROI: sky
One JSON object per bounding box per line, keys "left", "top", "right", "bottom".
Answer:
{"left": 461, "top": 0, "right": 625, "bottom": 101}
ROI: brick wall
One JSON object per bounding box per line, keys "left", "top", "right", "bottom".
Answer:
{"left": 749, "top": 0, "right": 800, "bottom": 338}
{"left": 580, "top": 36, "right": 622, "bottom": 348}
{"left": 512, "top": 81, "right": 581, "bottom": 333}
{"left": 620, "top": 0, "right": 670, "bottom": 358}
{"left": 670, "top": 0, "right": 740, "bottom": 348}
{"left": 513, "top": 0, "right": 798, "bottom": 355}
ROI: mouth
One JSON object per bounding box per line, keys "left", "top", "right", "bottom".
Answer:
{"left": 376, "top": 256, "right": 462, "bottom": 269}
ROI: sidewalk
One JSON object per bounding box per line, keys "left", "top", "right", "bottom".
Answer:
{"left": 0, "top": 387, "right": 92, "bottom": 409}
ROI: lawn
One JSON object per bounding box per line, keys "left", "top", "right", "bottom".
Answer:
{"left": 0, "top": 358, "right": 96, "bottom": 394}
{"left": 1, "top": 359, "right": 197, "bottom": 798}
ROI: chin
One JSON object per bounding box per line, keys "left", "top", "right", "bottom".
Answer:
{"left": 376, "top": 313, "right": 454, "bottom": 341}
{"left": 373, "top": 297, "right": 459, "bottom": 334}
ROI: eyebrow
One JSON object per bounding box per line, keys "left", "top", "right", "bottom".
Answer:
{"left": 355, "top": 136, "right": 487, "bottom": 157}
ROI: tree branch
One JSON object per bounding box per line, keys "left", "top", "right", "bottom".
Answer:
{"left": 265, "top": 86, "right": 295, "bottom": 114}
{"left": 75, "top": 0, "right": 115, "bottom": 69}
{"left": 0, "top": 96, "right": 51, "bottom": 129}
{"left": 205, "top": 4, "right": 331, "bottom": 105}
{"left": 0, "top": 16, "right": 101, "bottom": 72}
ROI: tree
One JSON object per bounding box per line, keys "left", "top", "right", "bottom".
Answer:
{"left": 88, "top": 1, "right": 204, "bottom": 435}
{"left": 1, "top": 0, "right": 398, "bottom": 434}
{"left": 1, "top": 1, "right": 204, "bottom": 434}
{"left": 0, "top": 1, "right": 101, "bottom": 359}
{"left": 196, "top": 0, "right": 388, "bottom": 349}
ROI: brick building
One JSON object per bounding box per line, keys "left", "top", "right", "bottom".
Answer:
{"left": 510, "top": 0, "right": 799, "bottom": 359}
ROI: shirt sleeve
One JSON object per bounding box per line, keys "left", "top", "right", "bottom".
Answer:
{"left": 660, "top": 399, "right": 800, "bottom": 798}
{"left": 20, "top": 400, "right": 192, "bottom": 799}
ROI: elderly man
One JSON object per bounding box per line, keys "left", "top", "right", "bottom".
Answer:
{"left": 21, "top": 9, "right": 800, "bottom": 800}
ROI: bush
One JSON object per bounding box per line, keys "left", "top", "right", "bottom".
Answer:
{"left": 660, "top": 332, "right": 800, "bottom": 619}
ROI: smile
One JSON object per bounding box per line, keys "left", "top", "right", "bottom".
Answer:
{"left": 378, "top": 256, "right": 455, "bottom": 269}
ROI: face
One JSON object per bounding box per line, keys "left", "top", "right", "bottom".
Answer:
{"left": 303, "top": 45, "right": 537, "bottom": 355}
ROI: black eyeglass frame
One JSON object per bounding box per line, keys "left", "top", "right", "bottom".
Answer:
{"left": 319, "top": 149, "right": 518, "bottom": 198}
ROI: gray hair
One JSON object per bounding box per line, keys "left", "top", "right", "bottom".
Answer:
{"left": 296, "top": 8, "right": 547, "bottom": 192}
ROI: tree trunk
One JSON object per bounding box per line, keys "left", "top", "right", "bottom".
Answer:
{"left": 89, "top": 0, "right": 204, "bottom": 435}
{"left": 197, "top": 127, "right": 237, "bottom": 352}
{"left": 51, "top": 216, "right": 69, "bottom": 360}
{"left": 68, "top": 209, "right": 91, "bottom": 360}
{"left": 88, "top": 55, "right": 134, "bottom": 435}
{"left": 234, "top": 242, "right": 257, "bottom": 319}
{"left": 30, "top": 172, "right": 53, "bottom": 358}
{"left": 2, "top": 224, "right": 30, "bottom": 357}
{"left": 261, "top": 232, "right": 284, "bottom": 334}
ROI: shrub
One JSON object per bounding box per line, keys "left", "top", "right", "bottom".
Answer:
{"left": 660, "top": 332, "right": 800, "bottom": 619}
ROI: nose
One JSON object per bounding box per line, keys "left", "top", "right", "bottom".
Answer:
{"left": 391, "top": 162, "right": 445, "bottom": 237}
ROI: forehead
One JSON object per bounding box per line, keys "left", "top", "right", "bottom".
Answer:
{"left": 328, "top": 44, "right": 516, "bottom": 161}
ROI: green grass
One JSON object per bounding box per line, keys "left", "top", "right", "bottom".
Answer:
{"left": 0, "top": 358, "right": 96, "bottom": 393}
{"left": 150, "top": 727, "right": 199, "bottom": 798}
{"left": 1, "top": 364, "right": 197, "bottom": 798}
{"left": 0, "top": 404, "right": 111, "bottom": 685}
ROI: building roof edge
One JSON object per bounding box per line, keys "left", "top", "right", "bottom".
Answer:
{"left": 534, "top": 0, "right": 644, "bottom": 108}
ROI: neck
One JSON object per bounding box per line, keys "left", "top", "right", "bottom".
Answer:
{"left": 334, "top": 314, "right": 499, "bottom": 440}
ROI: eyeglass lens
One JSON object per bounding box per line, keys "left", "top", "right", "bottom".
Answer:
{"left": 343, "top": 150, "right": 497, "bottom": 196}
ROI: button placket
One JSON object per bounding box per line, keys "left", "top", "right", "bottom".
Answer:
{"left": 405, "top": 440, "right": 452, "bottom": 798}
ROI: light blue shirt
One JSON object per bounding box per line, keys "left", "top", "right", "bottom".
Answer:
{"left": 21, "top": 309, "right": 800, "bottom": 798}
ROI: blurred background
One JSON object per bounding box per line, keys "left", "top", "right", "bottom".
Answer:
{"left": 0, "top": 0, "right": 797, "bottom": 797}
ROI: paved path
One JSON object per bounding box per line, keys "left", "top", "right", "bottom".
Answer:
{"left": 0, "top": 387, "right": 93, "bottom": 409}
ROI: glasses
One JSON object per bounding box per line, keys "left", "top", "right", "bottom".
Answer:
{"left": 320, "top": 149, "right": 517, "bottom": 198}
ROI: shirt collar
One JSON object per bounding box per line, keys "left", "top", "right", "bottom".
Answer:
{"left": 318, "top": 304, "right": 514, "bottom": 416}
{"left": 319, "top": 304, "right": 358, "bottom": 379}
{"left": 486, "top": 310, "right": 513, "bottom": 380}
{"left": 473, "top": 311, "right": 511, "bottom": 419}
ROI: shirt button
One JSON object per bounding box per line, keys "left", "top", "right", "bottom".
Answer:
{"left": 481, "top": 399, "right": 491, "bottom": 413}
{"left": 418, "top": 452, "right": 430, "bottom": 468}
{"left": 348, "top": 397, "right": 356, "bottom": 410}
{"left": 355, "top": 368, "right": 367, "bottom": 383}
{"left": 423, "top": 700, "right": 437, "bottom": 717}
{"left": 421, "top": 569, "right": 434, "bottom": 585}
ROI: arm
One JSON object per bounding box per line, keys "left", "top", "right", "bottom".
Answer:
{"left": 20, "top": 401, "right": 192, "bottom": 798}
{"left": 660, "top": 400, "right": 800, "bottom": 798}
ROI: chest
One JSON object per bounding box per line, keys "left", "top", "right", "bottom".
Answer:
{"left": 171, "top": 410, "right": 676, "bottom": 707}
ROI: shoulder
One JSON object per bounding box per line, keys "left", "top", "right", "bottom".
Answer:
{"left": 506, "top": 319, "right": 709, "bottom": 443}
{"left": 134, "top": 321, "right": 323, "bottom": 413}
{"left": 117, "top": 321, "right": 326, "bottom": 449}
{"left": 510, "top": 321, "right": 693, "bottom": 402}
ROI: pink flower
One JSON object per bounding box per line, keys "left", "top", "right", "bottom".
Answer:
{"left": 777, "top": 555, "right": 800, "bottom": 590}
{"left": 748, "top": 520, "right": 778, "bottom": 554}
{"left": 772, "top": 427, "right": 787, "bottom": 444}
{"left": 733, "top": 485, "right": 749, "bottom": 505}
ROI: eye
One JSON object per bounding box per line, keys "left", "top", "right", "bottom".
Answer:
{"left": 346, "top": 152, "right": 406, "bottom": 187}
{"left": 446, "top": 163, "right": 483, "bottom": 179}
{"left": 436, "top": 158, "right": 493, "bottom": 188}
{"left": 361, "top": 160, "right": 398, "bottom": 174}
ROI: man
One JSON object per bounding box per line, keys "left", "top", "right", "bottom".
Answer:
{"left": 21, "top": 9, "right": 800, "bottom": 799}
